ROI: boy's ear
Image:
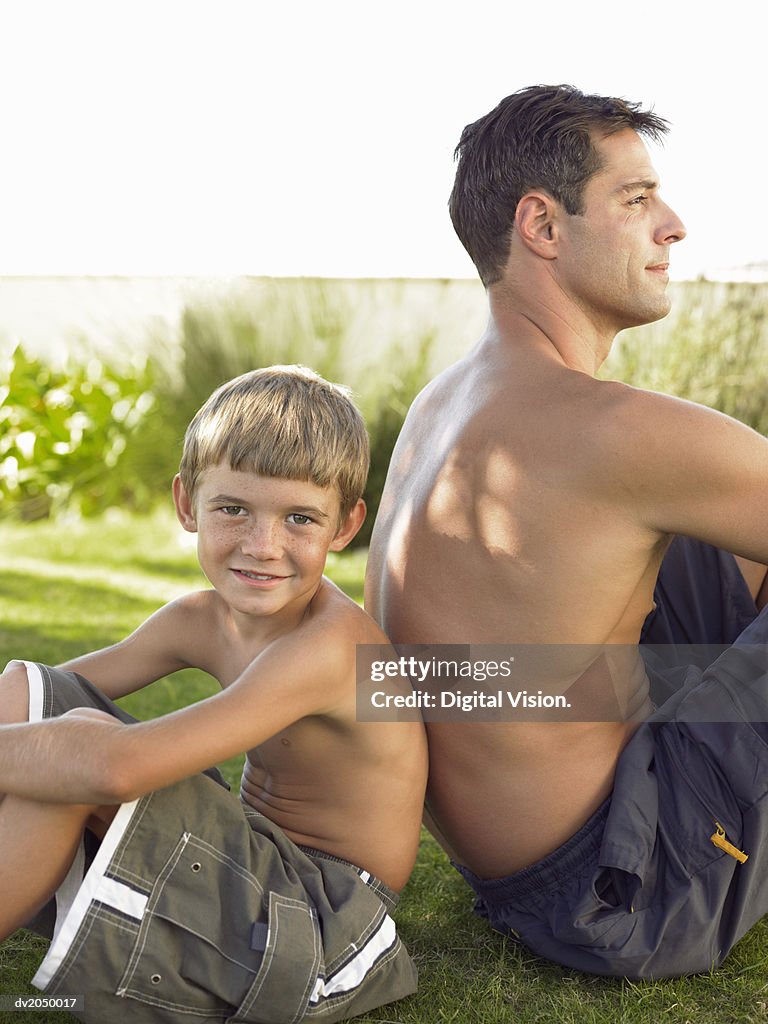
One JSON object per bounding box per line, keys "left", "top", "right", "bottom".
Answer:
{"left": 329, "top": 498, "right": 366, "bottom": 552}
{"left": 514, "top": 191, "right": 560, "bottom": 259}
{"left": 172, "top": 475, "right": 198, "bottom": 533}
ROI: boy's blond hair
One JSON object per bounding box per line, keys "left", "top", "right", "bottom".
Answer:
{"left": 179, "top": 365, "right": 369, "bottom": 521}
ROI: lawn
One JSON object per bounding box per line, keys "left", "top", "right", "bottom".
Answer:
{"left": 1, "top": 512, "right": 767, "bottom": 1023}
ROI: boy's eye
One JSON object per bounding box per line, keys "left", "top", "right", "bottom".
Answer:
{"left": 220, "top": 505, "right": 246, "bottom": 516}
{"left": 287, "top": 513, "right": 312, "bottom": 526}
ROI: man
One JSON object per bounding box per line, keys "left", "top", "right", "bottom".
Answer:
{"left": 365, "top": 84, "right": 768, "bottom": 978}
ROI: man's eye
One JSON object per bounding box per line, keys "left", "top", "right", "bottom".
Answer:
{"left": 629, "top": 195, "right": 648, "bottom": 206}
{"left": 288, "top": 513, "right": 312, "bottom": 525}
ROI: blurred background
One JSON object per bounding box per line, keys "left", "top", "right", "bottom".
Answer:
{"left": 2, "top": 0, "right": 766, "bottom": 542}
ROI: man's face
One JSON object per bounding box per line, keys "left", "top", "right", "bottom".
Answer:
{"left": 555, "top": 129, "right": 686, "bottom": 335}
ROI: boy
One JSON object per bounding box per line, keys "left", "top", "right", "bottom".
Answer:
{"left": 0, "top": 365, "right": 427, "bottom": 1022}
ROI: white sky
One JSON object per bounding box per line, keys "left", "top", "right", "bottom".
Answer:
{"left": 1, "top": 0, "right": 765, "bottom": 280}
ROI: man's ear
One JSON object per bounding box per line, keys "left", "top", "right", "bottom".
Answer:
{"left": 514, "top": 191, "right": 560, "bottom": 260}
{"left": 329, "top": 498, "right": 366, "bottom": 552}
{"left": 172, "top": 475, "right": 198, "bottom": 533}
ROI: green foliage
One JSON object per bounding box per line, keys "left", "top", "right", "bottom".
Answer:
{"left": 604, "top": 281, "right": 768, "bottom": 434}
{"left": 357, "top": 332, "right": 434, "bottom": 547}
{"left": 0, "top": 280, "right": 436, "bottom": 532}
{"left": 154, "top": 280, "right": 349, "bottom": 441}
{"left": 6, "top": 278, "right": 765, "bottom": 531}
{"left": 0, "top": 346, "right": 154, "bottom": 519}
{"left": 139, "top": 281, "right": 434, "bottom": 547}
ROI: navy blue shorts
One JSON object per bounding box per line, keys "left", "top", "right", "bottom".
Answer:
{"left": 456, "top": 537, "right": 768, "bottom": 978}
{"left": 641, "top": 534, "right": 758, "bottom": 645}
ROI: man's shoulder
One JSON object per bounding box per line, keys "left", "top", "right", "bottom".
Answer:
{"left": 401, "top": 359, "right": 471, "bottom": 424}
{"left": 572, "top": 375, "right": 767, "bottom": 512}
{"left": 585, "top": 376, "right": 743, "bottom": 453}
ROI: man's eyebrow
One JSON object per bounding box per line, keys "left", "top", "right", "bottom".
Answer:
{"left": 615, "top": 178, "right": 659, "bottom": 194}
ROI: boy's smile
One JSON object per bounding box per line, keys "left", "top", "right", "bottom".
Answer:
{"left": 173, "top": 465, "right": 364, "bottom": 631}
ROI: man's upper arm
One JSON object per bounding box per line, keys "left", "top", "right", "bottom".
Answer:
{"left": 614, "top": 390, "right": 768, "bottom": 563}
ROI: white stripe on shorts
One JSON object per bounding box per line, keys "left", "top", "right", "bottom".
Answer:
{"left": 32, "top": 797, "right": 143, "bottom": 989}
{"left": 309, "top": 914, "right": 398, "bottom": 1004}
{"left": 3, "top": 659, "right": 44, "bottom": 721}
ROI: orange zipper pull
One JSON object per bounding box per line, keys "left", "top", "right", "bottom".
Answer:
{"left": 710, "top": 822, "right": 748, "bottom": 864}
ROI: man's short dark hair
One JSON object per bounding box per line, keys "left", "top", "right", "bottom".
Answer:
{"left": 449, "top": 84, "right": 669, "bottom": 287}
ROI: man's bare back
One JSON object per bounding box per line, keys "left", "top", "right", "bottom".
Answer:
{"left": 366, "top": 106, "right": 768, "bottom": 881}
{"left": 367, "top": 332, "right": 665, "bottom": 873}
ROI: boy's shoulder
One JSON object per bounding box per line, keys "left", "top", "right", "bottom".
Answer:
{"left": 265, "top": 578, "right": 387, "bottom": 696}
{"left": 308, "top": 576, "right": 387, "bottom": 639}
{"left": 160, "top": 588, "right": 230, "bottom": 633}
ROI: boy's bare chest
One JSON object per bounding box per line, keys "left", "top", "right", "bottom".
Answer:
{"left": 186, "top": 589, "right": 317, "bottom": 682}
{"left": 240, "top": 715, "right": 352, "bottom": 807}
{"left": 191, "top": 611, "right": 276, "bottom": 686}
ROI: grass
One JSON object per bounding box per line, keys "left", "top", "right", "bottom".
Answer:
{"left": 2, "top": 513, "right": 768, "bottom": 1023}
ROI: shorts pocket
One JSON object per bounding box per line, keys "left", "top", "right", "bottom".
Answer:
{"left": 117, "top": 833, "right": 266, "bottom": 1017}
{"left": 230, "top": 892, "right": 322, "bottom": 1024}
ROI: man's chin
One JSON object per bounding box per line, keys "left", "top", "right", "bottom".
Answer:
{"left": 625, "top": 296, "right": 673, "bottom": 329}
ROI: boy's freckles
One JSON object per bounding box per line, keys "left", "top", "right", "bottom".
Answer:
{"left": 187, "top": 465, "right": 344, "bottom": 625}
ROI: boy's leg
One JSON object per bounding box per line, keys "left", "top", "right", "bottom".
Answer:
{"left": 0, "top": 675, "right": 121, "bottom": 939}
{"left": 0, "top": 795, "right": 115, "bottom": 941}
{"left": 0, "top": 661, "right": 31, "bottom": 723}
{"left": 0, "top": 663, "right": 32, "bottom": 814}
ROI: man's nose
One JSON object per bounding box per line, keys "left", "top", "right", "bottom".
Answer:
{"left": 657, "top": 202, "right": 687, "bottom": 244}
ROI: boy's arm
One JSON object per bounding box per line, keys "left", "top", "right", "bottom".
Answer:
{"left": 56, "top": 595, "right": 204, "bottom": 699}
{"left": 0, "top": 618, "right": 350, "bottom": 805}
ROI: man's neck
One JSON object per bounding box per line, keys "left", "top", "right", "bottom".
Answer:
{"left": 486, "top": 277, "right": 617, "bottom": 376}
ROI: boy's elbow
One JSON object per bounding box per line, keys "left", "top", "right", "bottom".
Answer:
{"left": 99, "top": 757, "right": 138, "bottom": 804}
{"left": 99, "top": 740, "right": 155, "bottom": 804}
{"left": 62, "top": 710, "right": 175, "bottom": 805}
{"left": 64, "top": 711, "right": 146, "bottom": 804}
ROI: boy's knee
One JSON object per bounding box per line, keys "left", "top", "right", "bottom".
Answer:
{"left": 60, "top": 707, "right": 115, "bottom": 724}
{"left": 0, "top": 662, "right": 30, "bottom": 723}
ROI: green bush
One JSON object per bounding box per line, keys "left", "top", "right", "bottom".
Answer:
{"left": 356, "top": 332, "right": 433, "bottom": 547}
{"left": 140, "top": 283, "right": 434, "bottom": 547}
{"left": 0, "top": 346, "right": 154, "bottom": 519}
{"left": 604, "top": 281, "right": 768, "bottom": 434}
{"left": 152, "top": 282, "right": 348, "bottom": 453}
{"left": 0, "top": 282, "right": 436, "bottom": 534}
{"left": 15, "top": 277, "right": 765, "bottom": 534}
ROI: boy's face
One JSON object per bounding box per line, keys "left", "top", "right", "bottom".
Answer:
{"left": 173, "top": 464, "right": 365, "bottom": 627}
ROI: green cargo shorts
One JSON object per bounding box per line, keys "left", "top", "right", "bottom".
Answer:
{"left": 12, "top": 661, "right": 418, "bottom": 1023}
